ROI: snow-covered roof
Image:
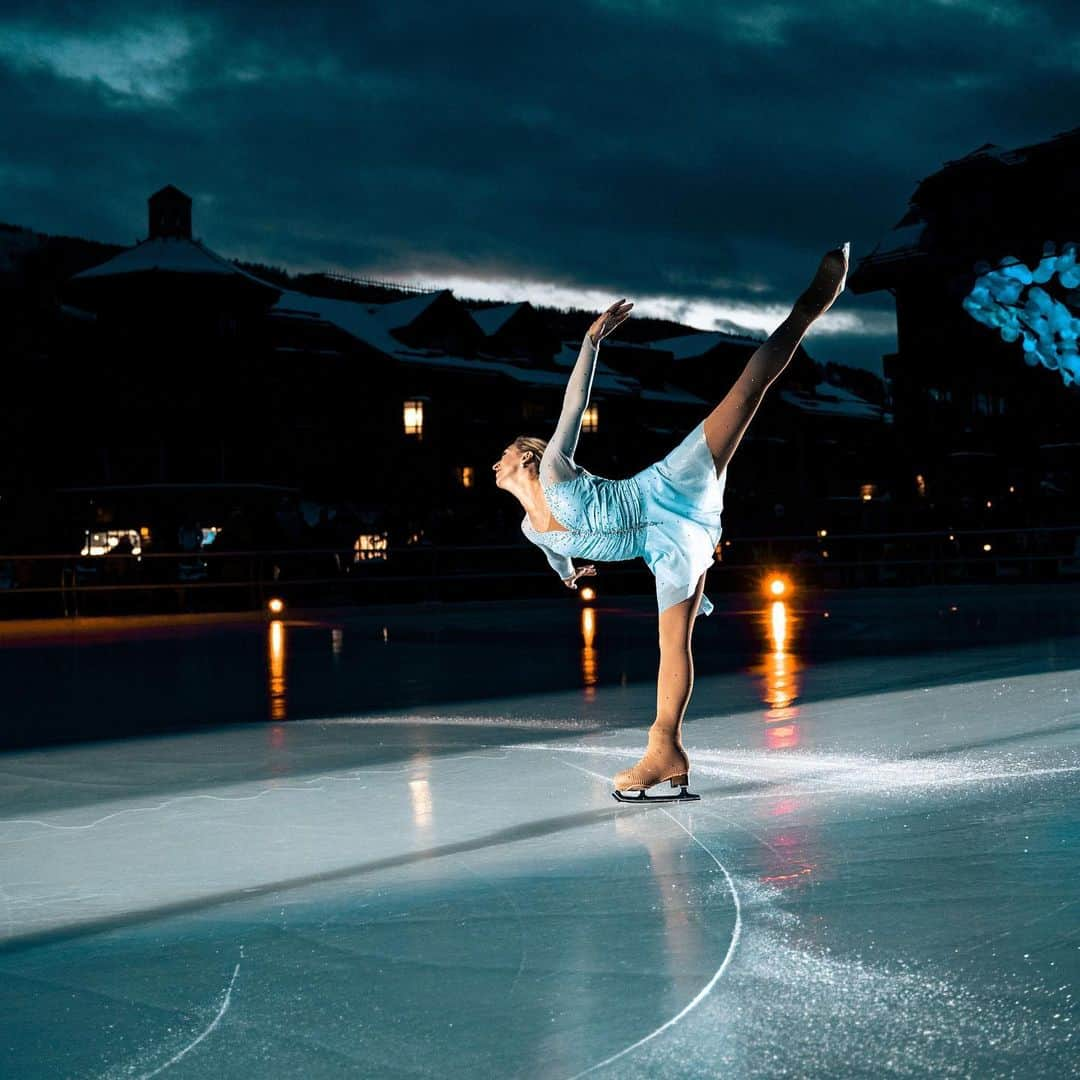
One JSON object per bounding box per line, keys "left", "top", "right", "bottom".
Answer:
{"left": 367, "top": 290, "right": 446, "bottom": 329}
{"left": 71, "top": 237, "right": 274, "bottom": 289}
{"left": 271, "top": 293, "right": 645, "bottom": 395}
{"left": 273, "top": 289, "right": 405, "bottom": 354}
{"left": 469, "top": 302, "right": 525, "bottom": 336}
{"left": 946, "top": 141, "right": 1024, "bottom": 168}
{"left": 649, "top": 329, "right": 762, "bottom": 360}
{"left": 779, "top": 381, "right": 884, "bottom": 421}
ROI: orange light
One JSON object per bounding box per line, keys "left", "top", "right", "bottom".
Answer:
{"left": 768, "top": 577, "right": 786, "bottom": 597}
{"left": 580, "top": 586, "right": 595, "bottom": 601}
{"left": 268, "top": 597, "right": 284, "bottom": 614}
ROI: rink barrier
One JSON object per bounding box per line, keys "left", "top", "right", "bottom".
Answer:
{"left": 0, "top": 523, "right": 1078, "bottom": 617}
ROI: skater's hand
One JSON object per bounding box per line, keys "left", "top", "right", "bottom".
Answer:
{"left": 562, "top": 565, "right": 597, "bottom": 589}
{"left": 587, "top": 300, "right": 633, "bottom": 346}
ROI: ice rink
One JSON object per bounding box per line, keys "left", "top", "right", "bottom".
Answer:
{"left": 0, "top": 584, "right": 1077, "bottom": 1078}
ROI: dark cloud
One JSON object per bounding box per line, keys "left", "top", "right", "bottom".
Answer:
{"left": 1, "top": 0, "right": 1075, "bottom": 374}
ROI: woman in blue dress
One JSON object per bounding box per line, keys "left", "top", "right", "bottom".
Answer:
{"left": 493, "top": 244, "right": 849, "bottom": 801}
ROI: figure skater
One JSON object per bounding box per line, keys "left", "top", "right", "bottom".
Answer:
{"left": 493, "top": 243, "right": 849, "bottom": 801}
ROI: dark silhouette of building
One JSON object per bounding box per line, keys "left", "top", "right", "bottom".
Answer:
{"left": 0, "top": 185, "right": 889, "bottom": 572}
{"left": 850, "top": 126, "right": 1080, "bottom": 517}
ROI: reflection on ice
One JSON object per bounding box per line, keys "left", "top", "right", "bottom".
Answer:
{"left": 580, "top": 605, "right": 599, "bottom": 697}
{"left": 757, "top": 598, "right": 804, "bottom": 750}
{"left": 267, "top": 618, "right": 287, "bottom": 721}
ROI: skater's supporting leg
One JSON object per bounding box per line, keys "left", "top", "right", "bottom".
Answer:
{"left": 612, "top": 573, "right": 706, "bottom": 794}
{"left": 654, "top": 574, "right": 704, "bottom": 744}
{"left": 702, "top": 245, "right": 849, "bottom": 478}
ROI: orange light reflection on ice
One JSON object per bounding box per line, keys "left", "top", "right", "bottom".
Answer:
{"left": 580, "top": 606, "right": 598, "bottom": 699}
{"left": 268, "top": 619, "right": 287, "bottom": 721}
{"left": 760, "top": 600, "right": 802, "bottom": 745}
{"left": 765, "top": 723, "right": 799, "bottom": 750}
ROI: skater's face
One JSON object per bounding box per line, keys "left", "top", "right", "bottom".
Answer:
{"left": 493, "top": 444, "right": 531, "bottom": 488}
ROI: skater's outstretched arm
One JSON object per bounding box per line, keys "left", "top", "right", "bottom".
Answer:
{"left": 538, "top": 543, "right": 598, "bottom": 589}
{"left": 540, "top": 299, "right": 633, "bottom": 487}
{"left": 538, "top": 540, "right": 575, "bottom": 582}
{"left": 540, "top": 334, "right": 599, "bottom": 487}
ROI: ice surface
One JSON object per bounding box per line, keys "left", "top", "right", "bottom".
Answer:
{"left": 0, "top": 587, "right": 1077, "bottom": 1077}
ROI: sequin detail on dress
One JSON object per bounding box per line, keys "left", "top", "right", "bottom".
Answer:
{"left": 521, "top": 420, "right": 727, "bottom": 618}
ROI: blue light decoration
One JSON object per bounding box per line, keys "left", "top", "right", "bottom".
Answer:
{"left": 962, "top": 241, "right": 1080, "bottom": 386}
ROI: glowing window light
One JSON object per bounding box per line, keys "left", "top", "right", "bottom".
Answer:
{"left": 983, "top": 543, "right": 993, "bottom": 552}
{"left": 403, "top": 399, "right": 425, "bottom": 437}
{"left": 817, "top": 529, "right": 828, "bottom": 539}
{"left": 80, "top": 529, "right": 142, "bottom": 556}
{"left": 860, "top": 484, "right": 876, "bottom": 501}
{"left": 1009, "top": 485, "right": 1016, "bottom": 493}
{"left": 915, "top": 474, "right": 927, "bottom": 497}
{"left": 986, "top": 500, "right": 993, "bottom": 508}
{"left": 354, "top": 533, "right": 388, "bottom": 563}
{"left": 457, "top": 465, "right": 474, "bottom": 489}
{"left": 582, "top": 404, "right": 599, "bottom": 433}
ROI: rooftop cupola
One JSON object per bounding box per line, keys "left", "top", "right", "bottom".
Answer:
{"left": 148, "top": 184, "right": 192, "bottom": 240}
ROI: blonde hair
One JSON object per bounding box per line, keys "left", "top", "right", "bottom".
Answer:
{"left": 513, "top": 435, "right": 547, "bottom": 474}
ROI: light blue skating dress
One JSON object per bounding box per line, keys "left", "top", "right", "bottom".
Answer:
{"left": 521, "top": 335, "right": 727, "bottom": 618}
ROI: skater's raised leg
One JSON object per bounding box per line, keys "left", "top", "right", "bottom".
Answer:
{"left": 613, "top": 572, "right": 706, "bottom": 800}
{"left": 702, "top": 243, "right": 849, "bottom": 478}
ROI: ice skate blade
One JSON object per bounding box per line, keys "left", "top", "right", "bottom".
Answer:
{"left": 612, "top": 786, "right": 701, "bottom": 804}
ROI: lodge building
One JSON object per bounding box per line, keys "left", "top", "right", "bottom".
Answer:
{"left": 0, "top": 185, "right": 891, "bottom": 577}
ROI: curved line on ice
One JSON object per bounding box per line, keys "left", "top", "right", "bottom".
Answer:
{"left": 137, "top": 957, "right": 241, "bottom": 1078}
{"left": 560, "top": 761, "right": 742, "bottom": 1079}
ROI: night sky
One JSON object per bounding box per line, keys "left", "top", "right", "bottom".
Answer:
{"left": 3, "top": 1, "right": 1077, "bottom": 375}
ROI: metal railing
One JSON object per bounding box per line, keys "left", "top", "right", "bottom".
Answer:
{"left": 0, "top": 523, "right": 1078, "bottom": 619}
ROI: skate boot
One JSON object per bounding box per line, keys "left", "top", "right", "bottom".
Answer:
{"left": 612, "top": 732, "right": 700, "bottom": 803}
{"left": 796, "top": 242, "right": 850, "bottom": 320}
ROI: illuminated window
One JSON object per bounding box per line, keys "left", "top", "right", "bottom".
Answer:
{"left": 81, "top": 529, "right": 143, "bottom": 556}
{"left": 582, "top": 404, "right": 599, "bottom": 433}
{"left": 456, "top": 465, "right": 474, "bottom": 489}
{"left": 860, "top": 484, "right": 876, "bottom": 501}
{"left": 403, "top": 399, "right": 425, "bottom": 438}
{"left": 354, "top": 533, "right": 388, "bottom": 563}
{"left": 915, "top": 474, "right": 927, "bottom": 498}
